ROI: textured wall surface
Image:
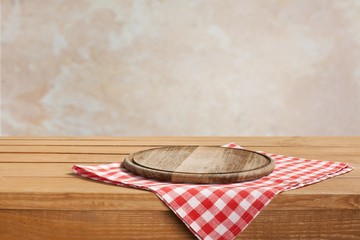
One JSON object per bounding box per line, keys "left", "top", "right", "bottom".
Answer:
{"left": 2, "top": 0, "right": 360, "bottom": 136}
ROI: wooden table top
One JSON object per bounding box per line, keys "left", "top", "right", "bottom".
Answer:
{"left": 1, "top": 137, "right": 359, "bottom": 240}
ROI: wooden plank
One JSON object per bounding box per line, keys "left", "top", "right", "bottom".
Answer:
{"left": 1, "top": 176, "right": 358, "bottom": 196}
{"left": 0, "top": 136, "right": 359, "bottom": 147}
{"left": 0, "top": 153, "right": 126, "bottom": 163}
{"left": 1, "top": 190, "right": 358, "bottom": 211}
{"left": 0, "top": 152, "right": 358, "bottom": 163}
{"left": 0, "top": 177, "right": 167, "bottom": 211}
{"left": 240, "top": 209, "right": 360, "bottom": 240}
{"left": 0, "top": 163, "right": 115, "bottom": 177}
{"left": 0, "top": 192, "right": 167, "bottom": 211}
{"left": 1, "top": 163, "right": 357, "bottom": 179}
{"left": 0, "top": 145, "right": 359, "bottom": 155}
{"left": 1, "top": 177, "right": 359, "bottom": 211}
{"left": 0, "top": 209, "right": 359, "bottom": 240}
{"left": 0, "top": 210, "right": 193, "bottom": 240}
{"left": 0, "top": 177, "right": 145, "bottom": 194}
{"left": 0, "top": 145, "right": 151, "bottom": 154}
{"left": 268, "top": 194, "right": 360, "bottom": 211}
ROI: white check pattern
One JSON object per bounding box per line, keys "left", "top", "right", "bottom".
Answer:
{"left": 72, "top": 143, "right": 352, "bottom": 240}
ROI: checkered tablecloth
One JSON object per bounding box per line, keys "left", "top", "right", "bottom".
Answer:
{"left": 72, "top": 144, "right": 352, "bottom": 240}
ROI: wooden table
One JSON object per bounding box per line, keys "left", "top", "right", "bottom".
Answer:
{"left": 0, "top": 137, "right": 359, "bottom": 239}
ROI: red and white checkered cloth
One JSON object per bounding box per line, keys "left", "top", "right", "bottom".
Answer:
{"left": 72, "top": 143, "right": 352, "bottom": 240}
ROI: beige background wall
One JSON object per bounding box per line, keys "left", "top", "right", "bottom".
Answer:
{"left": 1, "top": 0, "right": 360, "bottom": 136}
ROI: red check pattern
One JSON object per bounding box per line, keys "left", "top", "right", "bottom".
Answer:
{"left": 72, "top": 144, "right": 352, "bottom": 240}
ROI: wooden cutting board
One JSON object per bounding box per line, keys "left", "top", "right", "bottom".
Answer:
{"left": 123, "top": 146, "right": 275, "bottom": 184}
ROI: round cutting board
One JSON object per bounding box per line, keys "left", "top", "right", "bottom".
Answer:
{"left": 123, "top": 146, "right": 275, "bottom": 184}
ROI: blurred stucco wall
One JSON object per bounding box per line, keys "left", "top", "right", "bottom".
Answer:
{"left": 1, "top": 0, "right": 360, "bottom": 136}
